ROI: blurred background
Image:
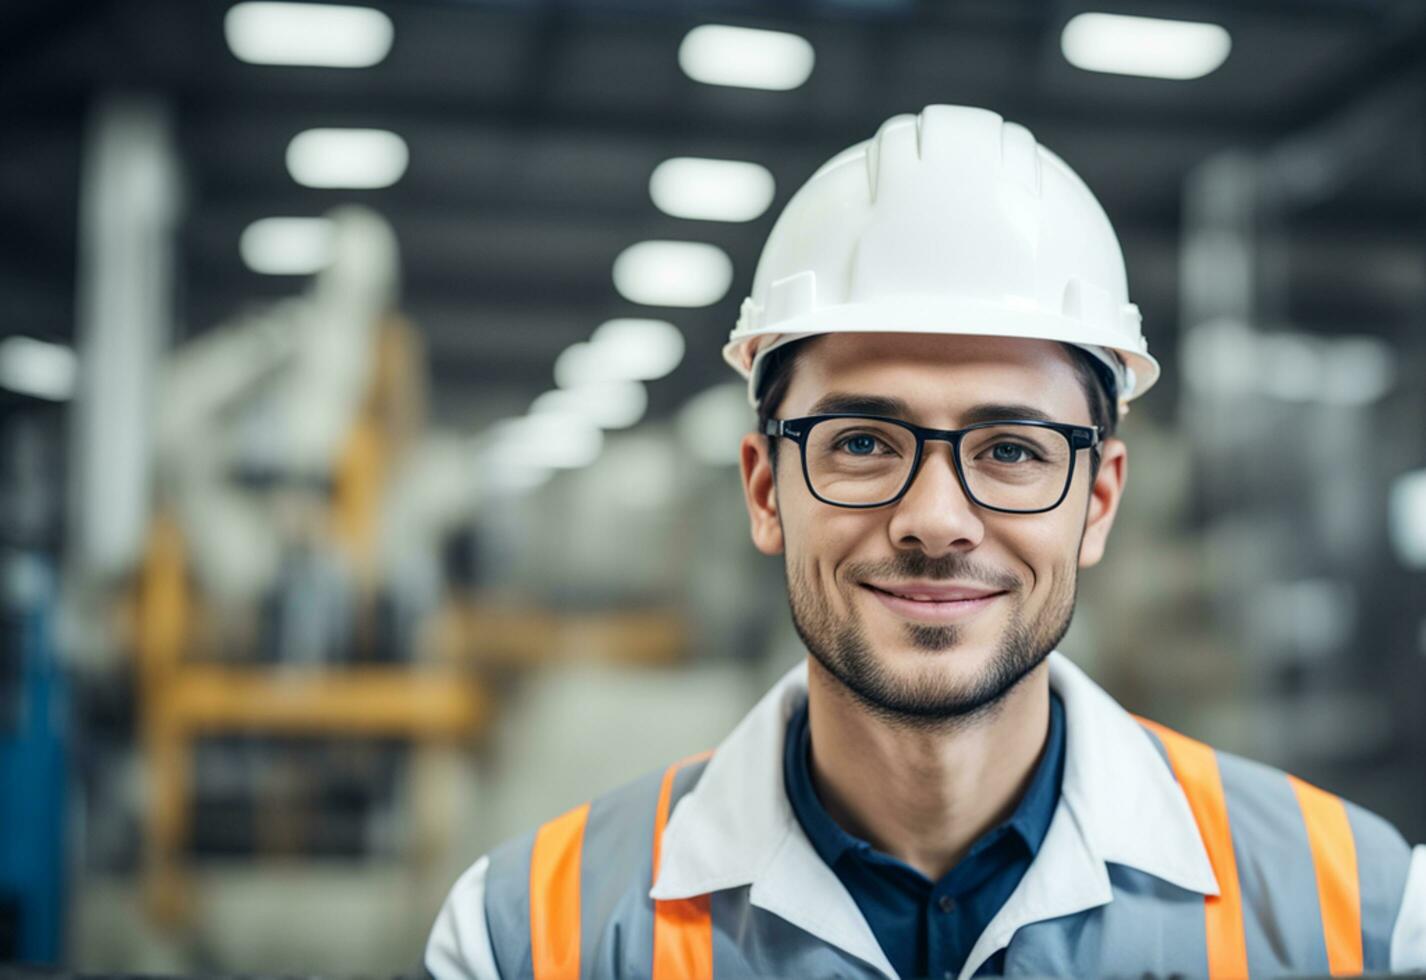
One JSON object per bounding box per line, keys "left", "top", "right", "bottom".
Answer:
{"left": 2, "top": 0, "right": 1424, "bottom": 972}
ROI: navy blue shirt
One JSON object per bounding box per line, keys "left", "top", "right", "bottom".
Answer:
{"left": 783, "top": 690, "right": 1066, "bottom": 980}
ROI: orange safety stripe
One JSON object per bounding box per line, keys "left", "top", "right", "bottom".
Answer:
{"left": 652, "top": 750, "right": 715, "bottom": 980}
{"left": 530, "top": 801, "right": 591, "bottom": 980}
{"left": 1137, "top": 717, "right": 1249, "bottom": 980}
{"left": 1288, "top": 774, "right": 1364, "bottom": 975}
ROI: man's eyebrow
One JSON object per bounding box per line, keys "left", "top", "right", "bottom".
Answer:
{"left": 958, "top": 402, "right": 1056, "bottom": 425}
{"left": 804, "top": 393, "right": 1057, "bottom": 425}
{"left": 807, "top": 393, "right": 910, "bottom": 417}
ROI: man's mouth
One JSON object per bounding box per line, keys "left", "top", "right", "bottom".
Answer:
{"left": 861, "top": 582, "right": 1006, "bottom": 602}
{"left": 859, "top": 582, "right": 1008, "bottom": 623}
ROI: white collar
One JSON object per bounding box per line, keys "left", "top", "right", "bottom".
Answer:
{"left": 649, "top": 651, "right": 1218, "bottom": 978}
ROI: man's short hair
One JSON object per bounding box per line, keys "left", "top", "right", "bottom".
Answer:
{"left": 754, "top": 336, "right": 1117, "bottom": 480}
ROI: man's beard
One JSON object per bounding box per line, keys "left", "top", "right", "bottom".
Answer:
{"left": 785, "top": 551, "right": 1077, "bottom": 733}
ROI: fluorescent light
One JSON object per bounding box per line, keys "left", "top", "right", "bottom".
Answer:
{"left": 1389, "top": 469, "right": 1426, "bottom": 570}
{"left": 1321, "top": 336, "right": 1395, "bottom": 406}
{"left": 553, "top": 343, "right": 598, "bottom": 389}
{"left": 287, "top": 128, "right": 408, "bottom": 189}
{"left": 1258, "top": 333, "right": 1322, "bottom": 403}
{"left": 240, "top": 216, "right": 335, "bottom": 275}
{"left": 612, "top": 240, "right": 732, "bottom": 308}
{"left": 531, "top": 381, "right": 647, "bottom": 430}
{"left": 1061, "top": 12, "right": 1230, "bottom": 80}
{"left": 486, "top": 414, "right": 603, "bottom": 470}
{"left": 650, "top": 157, "right": 775, "bottom": 222}
{"left": 225, "top": 2, "right": 393, "bottom": 67}
{"left": 678, "top": 24, "right": 815, "bottom": 90}
{"left": 676, "top": 382, "right": 752, "bottom": 466}
{"left": 553, "top": 319, "right": 684, "bottom": 388}
{"left": 590, "top": 318, "right": 685, "bottom": 380}
{"left": 0, "top": 337, "right": 78, "bottom": 401}
{"left": 1181, "top": 318, "right": 1257, "bottom": 396}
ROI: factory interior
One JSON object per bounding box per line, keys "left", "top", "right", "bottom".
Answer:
{"left": 2, "top": 0, "right": 1425, "bottom": 973}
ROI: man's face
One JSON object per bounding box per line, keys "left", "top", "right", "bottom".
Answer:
{"left": 739, "top": 332, "right": 1127, "bottom": 730}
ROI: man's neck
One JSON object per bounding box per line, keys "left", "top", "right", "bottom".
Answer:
{"left": 803, "top": 655, "right": 1053, "bottom": 881}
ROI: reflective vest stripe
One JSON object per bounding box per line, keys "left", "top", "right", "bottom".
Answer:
{"left": 652, "top": 751, "right": 715, "bottom": 980}
{"left": 530, "top": 802, "right": 591, "bottom": 980}
{"left": 1138, "top": 718, "right": 1250, "bottom": 979}
{"left": 1288, "top": 774, "right": 1364, "bottom": 975}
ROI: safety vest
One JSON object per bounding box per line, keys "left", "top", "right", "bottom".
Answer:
{"left": 474, "top": 731, "right": 1408, "bottom": 979}
{"left": 429, "top": 655, "right": 1422, "bottom": 979}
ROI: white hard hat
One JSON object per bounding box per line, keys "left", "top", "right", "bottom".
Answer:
{"left": 723, "top": 105, "right": 1160, "bottom": 416}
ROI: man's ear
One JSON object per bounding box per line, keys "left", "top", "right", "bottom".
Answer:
{"left": 1078, "top": 437, "right": 1127, "bottom": 568}
{"left": 740, "top": 432, "right": 785, "bottom": 556}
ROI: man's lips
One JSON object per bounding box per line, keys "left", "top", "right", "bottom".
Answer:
{"left": 861, "top": 581, "right": 1006, "bottom": 602}
{"left": 859, "top": 582, "right": 1008, "bottom": 624}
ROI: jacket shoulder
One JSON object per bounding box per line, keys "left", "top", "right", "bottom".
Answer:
{"left": 472, "top": 753, "right": 712, "bottom": 976}
{"left": 1138, "top": 718, "right": 1410, "bottom": 864}
{"left": 1213, "top": 747, "right": 1414, "bottom": 970}
{"left": 1139, "top": 720, "right": 1415, "bottom": 970}
{"left": 481, "top": 751, "right": 713, "bottom": 904}
{"left": 1210, "top": 745, "right": 1410, "bottom": 864}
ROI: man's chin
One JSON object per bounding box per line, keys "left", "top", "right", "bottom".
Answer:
{"left": 864, "top": 615, "right": 988, "bottom": 657}
{"left": 872, "top": 648, "right": 1001, "bottom": 697}
{"left": 832, "top": 661, "right": 1023, "bottom": 726}
{"left": 801, "top": 624, "right": 1040, "bottom": 728}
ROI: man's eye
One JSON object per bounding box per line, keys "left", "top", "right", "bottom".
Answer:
{"left": 837, "top": 434, "right": 883, "bottom": 455}
{"left": 989, "top": 443, "right": 1035, "bottom": 463}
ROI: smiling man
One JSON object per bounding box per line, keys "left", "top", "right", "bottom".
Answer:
{"left": 426, "top": 105, "right": 1425, "bottom": 979}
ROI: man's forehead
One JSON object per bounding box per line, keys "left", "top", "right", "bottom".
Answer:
{"left": 783, "top": 332, "right": 1086, "bottom": 422}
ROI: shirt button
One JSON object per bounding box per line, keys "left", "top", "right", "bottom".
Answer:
{"left": 937, "top": 894, "right": 957, "bottom": 913}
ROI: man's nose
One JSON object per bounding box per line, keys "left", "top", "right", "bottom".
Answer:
{"left": 885, "top": 441, "right": 986, "bottom": 555}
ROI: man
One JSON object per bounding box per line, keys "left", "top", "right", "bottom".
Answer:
{"left": 426, "top": 105, "right": 1426, "bottom": 979}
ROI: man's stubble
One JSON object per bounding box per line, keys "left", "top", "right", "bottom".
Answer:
{"left": 784, "top": 541, "right": 1078, "bottom": 735}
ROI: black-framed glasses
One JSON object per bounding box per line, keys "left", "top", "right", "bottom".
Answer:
{"left": 763, "top": 414, "right": 1102, "bottom": 514}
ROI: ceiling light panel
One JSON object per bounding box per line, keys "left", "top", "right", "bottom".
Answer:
{"left": 225, "top": 2, "right": 394, "bottom": 68}
{"left": 678, "top": 24, "right": 815, "bottom": 91}
{"left": 287, "top": 128, "right": 409, "bottom": 189}
{"left": 650, "top": 157, "right": 775, "bottom": 222}
{"left": 612, "top": 241, "right": 732, "bottom": 308}
{"left": 486, "top": 414, "right": 603, "bottom": 469}
{"left": 1061, "top": 12, "right": 1231, "bottom": 80}
{"left": 0, "top": 337, "right": 77, "bottom": 401}
{"left": 589, "top": 319, "right": 685, "bottom": 381}
{"left": 531, "top": 381, "right": 648, "bottom": 430}
{"left": 240, "top": 217, "right": 335, "bottom": 275}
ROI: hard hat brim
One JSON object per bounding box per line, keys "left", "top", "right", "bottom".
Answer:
{"left": 724, "top": 298, "right": 1160, "bottom": 413}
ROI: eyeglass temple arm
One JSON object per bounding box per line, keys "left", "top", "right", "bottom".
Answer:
{"left": 1072, "top": 426, "right": 1104, "bottom": 450}
{"left": 762, "top": 419, "right": 802, "bottom": 441}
